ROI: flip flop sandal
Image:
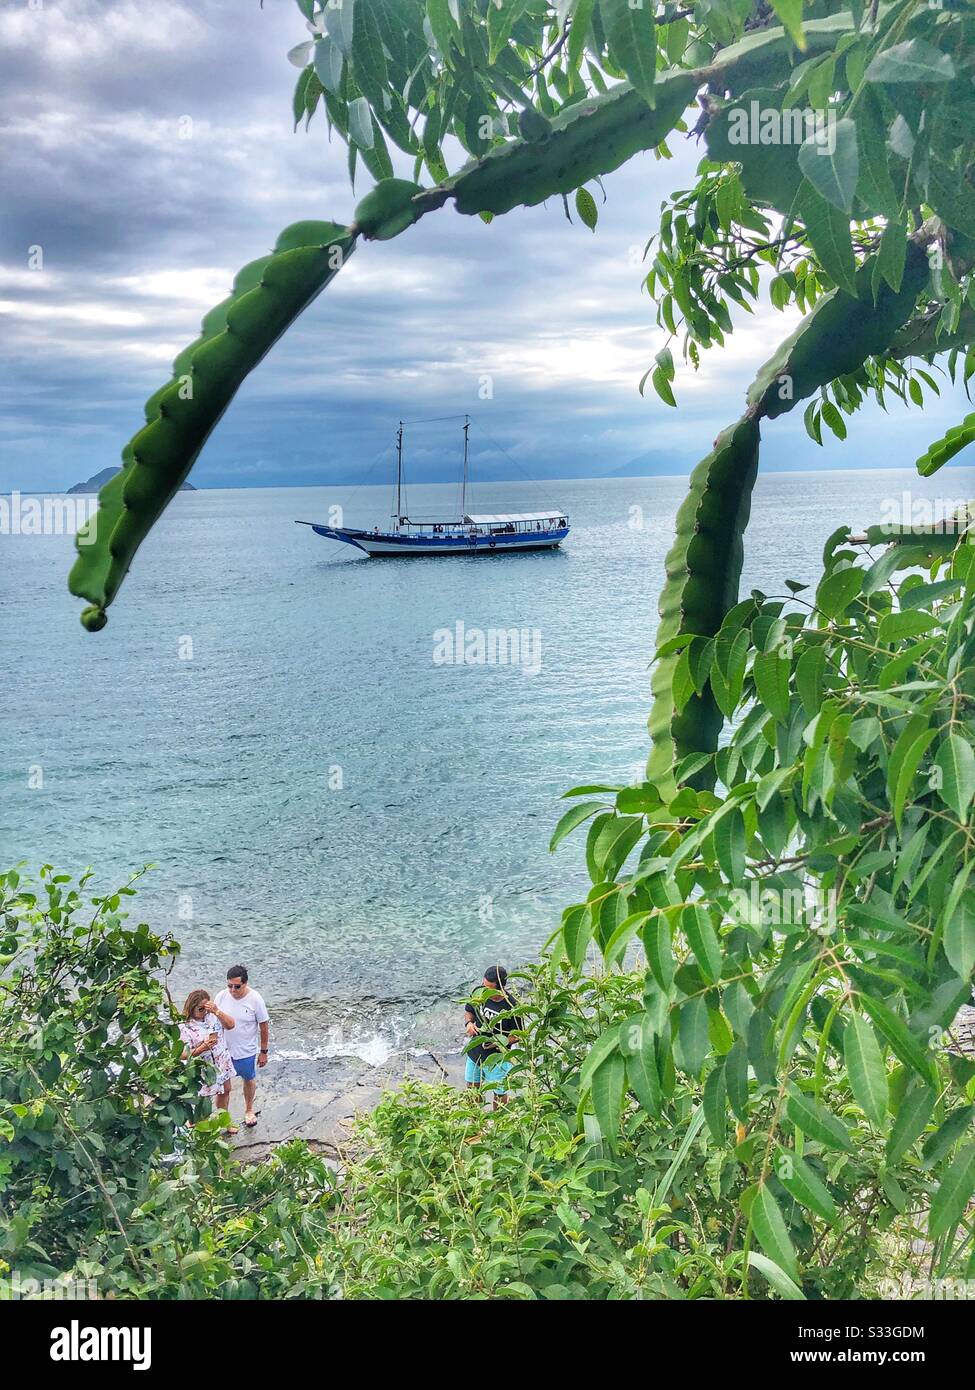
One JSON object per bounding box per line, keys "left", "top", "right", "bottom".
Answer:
{"left": 244, "top": 1115, "right": 258, "bottom": 1127}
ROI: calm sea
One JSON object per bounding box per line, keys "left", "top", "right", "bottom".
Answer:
{"left": 3, "top": 467, "right": 972, "bottom": 1063}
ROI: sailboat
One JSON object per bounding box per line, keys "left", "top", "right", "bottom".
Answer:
{"left": 296, "top": 416, "right": 569, "bottom": 557}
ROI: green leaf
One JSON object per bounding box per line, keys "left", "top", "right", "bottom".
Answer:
{"left": 769, "top": 0, "right": 805, "bottom": 50}
{"left": 886, "top": 719, "right": 937, "bottom": 832}
{"left": 676, "top": 996, "right": 710, "bottom": 1078}
{"left": 703, "top": 1061, "right": 727, "bottom": 1143}
{"left": 945, "top": 885, "right": 975, "bottom": 983}
{"left": 604, "top": 910, "right": 652, "bottom": 967}
{"left": 591, "top": 1053, "right": 626, "bottom": 1147}
{"left": 714, "top": 805, "right": 746, "bottom": 882}
{"left": 349, "top": 0, "right": 388, "bottom": 107}
{"left": 645, "top": 915, "right": 676, "bottom": 991}
{"left": 855, "top": 86, "right": 898, "bottom": 217}
{"left": 866, "top": 38, "right": 955, "bottom": 85}
{"left": 797, "top": 118, "right": 858, "bottom": 214}
{"left": 347, "top": 95, "right": 375, "bottom": 150}
{"left": 568, "top": 0, "right": 597, "bottom": 72}
{"left": 821, "top": 401, "right": 847, "bottom": 440}
{"left": 602, "top": 0, "right": 658, "bottom": 105}
{"left": 858, "top": 994, "right": 935, "bottom": 1084}
{"left": 797, "top": 181, "right": 857, "bottom": 295}
{"left": 922, "top": 1106, "right": 975, "bottom": 1170}
{"left": 681, "top": 904, "right": 723, "bottom": 984}
{"left": 487, "top": 0, "right": 531, "bottom": 62}
{"left": 726, "top": 1037, "right": 750, "bottom": 1120}
{"left": 426, "top": 0, "right": 459, "bottom": 58}
{"left": 562, "top": 905, "right": 593, "bottom": 971}
{"left": 314, "top": 36, "right": 344, "bottom": 95}
{"left": 935, "top": 734, "right": 975, "bottom": 823}
{"left": 876, "top": 216, "right": 908, "bottom": 296}
{"left": 593, "top": 814, "right": 644, "bottom": 880}
{"left": 816, "top": 565, "right": 862, "bottom": 619}
{"left": 575, "top": 186, "right": 598, "bottom": 232}
{"left": 777, "top": 1148, "right": 839, "bottom": 1224}
{"left": 886, "top": 1082, "right": 936, "bottom": 1165}
{"left": 753, "top": 648, "right": 792, "bottom": 723}
{"left": 747, "top": 1251, "right": 806, "bottom": 1300}
{"left": 862, "top": 539, "right": 909, "bottom": 595}
{"left": 785, "top": 1089, "right": 855, "bottom": 1152}
{"left": 927, "top": 163, "right": 975, "bottom": 244}
{"left": 750, "top": 1183, "right": 799, "bottom": 1284}
{"left": 796, "top": 645, "right": 826, "bottom": 717}
{"left": 550, "top": 800, "right": 608, "bottom": 851}
{"left": 292, "top": 66, "right": 313, "bottom": 128}
{"left": 579, "top": 1020, "right": 623, "bottom": 1093}
{"left": 652, "top": 365, "right": 677, "bottom": 407}
{"left": 929, "top": 1143, "right": 975, "bottom": 1241}
{"left": 621, "top": 1014, "right": 662, "bottom": 1116}
{"left": 878, "top": 609, "right": 939, "bottom": 642}
{"left": 844, "top": 1013, "right": 888, "bottom": 1127}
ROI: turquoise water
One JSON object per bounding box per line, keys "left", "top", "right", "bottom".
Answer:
{"left": 3, "top": 467, "right": 972, "bottom": 1059}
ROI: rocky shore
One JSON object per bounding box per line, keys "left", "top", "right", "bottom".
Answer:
{"left": 226, "top": 1046, "right": 467, "bottom": 1164}
{"left": 225, "top": 1006, "right": 975, "bottom": 1166}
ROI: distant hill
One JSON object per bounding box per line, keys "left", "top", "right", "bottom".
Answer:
{"left": 608, "top": 450, "right": 681, "bottom": 478}
{"left": 66, "top": 466, "right": 197, "bottom": 495}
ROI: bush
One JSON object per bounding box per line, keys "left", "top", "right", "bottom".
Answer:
{"left": 6, "top": 520, "right": 975, "bottom": 1299}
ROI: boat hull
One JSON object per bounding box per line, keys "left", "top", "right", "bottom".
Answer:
{"left": 310, "top": 525, "right": 569, "bottom": 556}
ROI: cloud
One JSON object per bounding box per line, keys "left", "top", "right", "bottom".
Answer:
{"left": 1, "top": 0, "right": 973, "bottom": 494}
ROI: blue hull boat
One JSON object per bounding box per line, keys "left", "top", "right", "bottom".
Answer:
{"left": 297, "top": 416, "right": 569, "bottom": 557}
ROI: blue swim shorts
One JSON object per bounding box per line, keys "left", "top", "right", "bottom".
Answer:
{"left": 232, "top": 1054, "right": 257, "bottom": 1081}
{"left": 465, "top": 1055, "right": 512, "bottom": 1093}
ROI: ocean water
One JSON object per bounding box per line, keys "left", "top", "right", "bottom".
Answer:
{"left": 3, "top": 466, "right": 972, "bottom": 1063}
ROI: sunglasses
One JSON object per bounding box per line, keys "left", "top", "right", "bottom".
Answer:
{"left": 228, "top": 982, "right": 245, "bottom": 991}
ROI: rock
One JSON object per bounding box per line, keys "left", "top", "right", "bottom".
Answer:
{"left": 226, "top": 1047, "right": 468, "bottom": 1164}
{"left": 947, "top": 1005, "right": 975, "bottom": 1057}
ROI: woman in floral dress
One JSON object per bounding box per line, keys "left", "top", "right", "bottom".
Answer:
{"left": 179, "top": 988, "right": 238, "bottom": 1132}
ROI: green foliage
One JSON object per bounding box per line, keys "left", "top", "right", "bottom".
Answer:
{"left": 0, "top": 866, "right": 341, "bottom": 1297}
{"left": 69, "top": 222, "right": 355, "bottom": 628}
{"left": 556, "top": 523, "right": 975, "bottom": 1292}
{"left": 648, "top": 414, "right": 761, "bottom": 786}
{"left": 71, "top": 2, "right": 975, "bottom": 636}
{"left": 5, "top": 848, "right": 974, "bottom": 1299}
{"left": 0, "top": 866, "right": 205, "bottom": 1278}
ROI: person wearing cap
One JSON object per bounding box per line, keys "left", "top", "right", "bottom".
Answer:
{"left": 463, "top": 964, "right": 521, "bottom": 1107}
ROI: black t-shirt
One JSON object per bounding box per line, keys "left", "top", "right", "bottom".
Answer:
{"left": 465, "top": 992, "right": 522, "bottom": 1063}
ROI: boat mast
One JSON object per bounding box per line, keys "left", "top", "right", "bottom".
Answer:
{"left": 461, "top": 414, "right": 470, "bottom": 518}
{"left": 395, "top": 419, "right": 404, "bottom": 528}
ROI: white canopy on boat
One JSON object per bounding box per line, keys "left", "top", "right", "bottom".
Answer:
{"left": 464, "top": 512, "right": 564, "bottom": 523}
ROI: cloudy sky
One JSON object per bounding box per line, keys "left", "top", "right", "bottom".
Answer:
{"left": 2, "top": 0, "right": 973, "bottom": 491}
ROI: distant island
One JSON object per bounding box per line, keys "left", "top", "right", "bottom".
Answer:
{"left": 66, "top": 466, "right": 197, "bottom": 495}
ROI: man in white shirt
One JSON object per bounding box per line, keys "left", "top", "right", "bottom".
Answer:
{"left": 214, "top": 965, "right": 270, "bottom": 1128}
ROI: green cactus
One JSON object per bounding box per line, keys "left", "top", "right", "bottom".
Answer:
{"left": 442, "top": 73, "right": 695, "bottom": 218}
{"left": 648, "top": 416, "right": 761, "bottom": 788}
{"left": 648, "top": 236, "right": 933, "bottom": 782}
{"left": 69, "top": 222, "right": 356, "bottom": 628}
{"left": 747, "top": 245, "right": 931, "bottom": 421}
{"left": 914, "top": 413, "right": 975, "bottom": 478}
{"left": 352, "top": 180, "right": 426, "bottom": 240}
